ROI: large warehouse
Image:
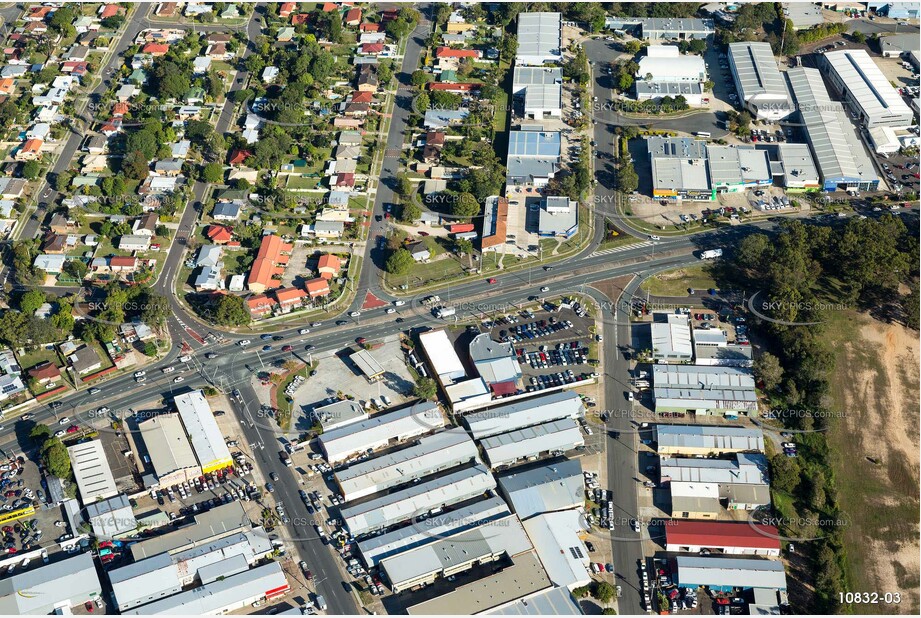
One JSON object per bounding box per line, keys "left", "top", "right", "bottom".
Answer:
{"left": 515, "top": 13, "right": 562, "bottom": 65}
{"left": 665, "top": 520, "right": 781, "bottom": 556}
{"left": 175, "top": 390, "right": 233, "bottom": 474}
{"left": 418, "top": 329, "right": 467, "bottom": 386}
{"left": 647, "top": 137, "right": 714, "bottom": 201}
{"left": 506, "top": 129, "right": 562, "bottom": 188}
{"left": 650, "top": 311, "right": 693, "bottom": 363}
{"left": 638, "top": 45, "right": 707, "bottom": 83}
{"left": 513, "top": 67, "right": 563, "bottom": 119}
{"left": 138, "top": 413, "right": 201, "bottom": 487}
{"left": 319, "top": 401, "right": 444, "bottom": 464}
{"left": 656, "top": 424, "right": 765, "bottom": 455}
{"left": 674, "top": 556, "right": 787, "bottom": 592}
{"left": 821, "top": 49, "right": 914, "bottom": 128}
{"left": 334, "top": 429, "right": 479, "bottom": 501}
{"left": 707, "top": 146, "right": 772, "bottom": 193}
{"left": 463, "top": 391, "right": 584, "bottom": 440}
{"left": 0, "top": 553, "right": 102, "bottom": 615}
{"left": 480, "top": 418, "right": 584, "bottom": 469}
{"left": 522, "top": 510, "right": 592, "bottom": 589}
{"left": 381, "top": 514, "right": 533, "bottom": 592}
{"left": 67, "top": 440, "right": 119, "bottom": 503}
{"left": 357, "top": 496, "right": 512, "bottom": 568}
{"left": 786, "top": 67, "right": 879, "bottom": 192}
{"left": 469, "top": 333, "right": 522, "bottom": 388}
{"left": 605, "top": 17, "right": 715, "bottom": 40}
{"left": 340, "top": 464, "right": 497, "bottom": 536}
{"left": 728, "top": 42, "right": 793, "bottom": 121}
{"left": 497, "top": 457, "right": 584, "bottom": 520}
{"left": 652, "top": 365, "right": 758, "bottom": 416}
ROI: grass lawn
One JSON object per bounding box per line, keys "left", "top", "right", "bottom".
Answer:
{"left": 492, "top": 90, "right": 509, "bottom": 131}
{"left": 285, "top": 176, "right": 323, "bottom": 190}
{"left": 16, "top": 347, "right": 62, "bottom": 373}
{"left": 639, "top": 264, "right": 716, "bottom": 296}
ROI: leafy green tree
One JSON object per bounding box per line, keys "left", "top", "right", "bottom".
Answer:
{"left": 617, "top": 165, "right": 639, "bottom": 193}
{"left": 151, "top": 58, "right": 192, "bottom": 100}
{"left": 101, "top": 14, "right": 125, "bottom": 29}
{"left": 19, "top": 289, "right": 46, "bottom": 315}
{"left": 140, "top": 292, "right": 170, "bottom": 327}
{"left": 413, "top": 377, "right": 437, "bottom": 400}
{"left": 770, "top": 453, "right": 800, "bottom": 493}
{"left": 122, "top": 150, "right": 150, "bottom": 180}
{"left": 22, "top": 160, "right": 40, "bottom": 180}
{"left": 452, "top": 192, "right": 480, "bottom": 219}
{"left": 214, "top": 295, "right": 250, "bottom": 326}
{"left": 42, "top": 438, "right": 72, "bottom": 480}
{"left": 202, "top": 162, "right": 224, "bottom": 183}
{"left": 30, "top": 424, "right": 51, "bottom": 443}
{"left": 144, "top": 341, "right": 158, "bottom": 356}
{"left": 395, "top": 174, "right": 413, "bottom": 198}
{"left": 411, "top": 70, "right": 433, "bottom": 88}
{"left": 63, "top": 260, "right": 88, "bottom": 281}
{"left": 401, "top": 202, "right": 421, "bottom": 223}
{"left": 754, "top": 352, "right": 784, "bottom": 392}
{"left": 385, "top": 248, "right": 414, "bottom": 275}
{"left": 594, "top": 581, "right": 616, "bottom": 604}
{"left": 0, "top": 311, "right": 29, "bottom": 347}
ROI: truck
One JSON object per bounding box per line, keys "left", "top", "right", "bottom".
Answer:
{"left": 433, "top": 306, "right": 456, "bottom": 319}
{"left": 315, "top": 595, "right": 327, "bottom": 611}
{"left": 700, "top": 248, "right": 723, "bottom": 260}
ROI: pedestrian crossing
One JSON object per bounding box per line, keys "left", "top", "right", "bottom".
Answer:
{"left": 591, "top": 241, "right": 652, "bottom": 257}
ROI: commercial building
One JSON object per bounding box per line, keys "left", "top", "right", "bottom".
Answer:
{"left": 662, "top": 454, "right": 772, "bottom": 512}
{"left": 381, "top": 514, "right": 533, "bottom": 592}
{"left": 650, "top": 311, "right": 693, "bottom": 363}
{"left": 130, "top": 502, "right": 249, "bottom": 561}
{"left": 670, "top": 481, "right": 722, "bottom": 519}
{"left": 175, "top": 390, "right": 233, "bottom": 474}
{"left": 728, "top": 42, "right": 793, "bottom": 121}
{"left": 652, "top": 365, "right": 758, "bottom": 416}
{"left": 868, "top": 2, "right": 920, "bottom": 19}
{"left": 638, "top": 45, "right": 707, "bottom": 83}
{"left": 770, "top": 143, "right": 821, "bottom": 191}
{"left": 313, "top": 399, "right": 368, "bottom": 431}
{"left": 470, "top": 334, "right": 522, "bottom": 389}
{"left": 516, "top": 13, "right": 562, "bottom": 66}
{"left": 820, "top": 49, "right": 914, "bottom": 128}
{"left": 513, "top": 67, "right": 563, "bottom": 119}
{"left": 358, "top": 496, "right": 512, "bottom": 568}
{"left": 109, "top": 553, "right": 182, "bottom": 611}
{"left": 782, "top": 2, "right": 825, "bottom": 29}
{"left": 122, "top": 562, "right": 289, "bottom": 615}
{"left": 340, "top": 464, "right": 497, "bottom": 536}
{"left": 138, "top": 412, "right": 201, "bottom": 487}
{"left": 537, "top": 196, "right": 579, "bottom": 238}
{"left": 636, "top": 80, "right": 704, "bottom": 105}
{"left": 481, "top": 418, "right": 584, "bottom": 469}
{"left": 350, "top": 349, "right": 385, "bottom": 382}
{"left": 0, "top": 553, "right": 102, "bottom": 614}
{"left": 506, "top": 129, "right": 561, "bottom": 188}
{"left": 86, "top": 493, "right": 136, "bottom": 539}
{"left": 319, "top": 402, "right": 444, "bottom": 464}
{"left": 481, "top": 196, "right": 509, "bottom": 252}
{"left": 67, "top": 440, "right": 119, "bottom": 503}
{"left": 406, "top": 552, "right": 552, "bottom": 615}
{"left": 497, "top": 458, "right": 584, "bottom": 520}
{"left": 647, "top": 137, "right": 714, "bottom": 201}
{"left": 605, "top": 17, "right": 715, "bottom": 40}
{"left": 674, "top": 556, "right": 787, "bottom": 592}
{"left": 786, "top": 67, "right": 879, "bottom": 191}
{"left": 665, "top": 520, "right": 782, "bottom": 556}
{"left": 878, "top": 32, "right": 921, "bottom": 57}
{"left": 463, "top": 391, "right": 584, "bottom": 440}
{"left": 656, "top": 424, "right": 765, "bottom": 456}
{"left": 419, "top": 329, "right": 467, "bottom": 385}
{"left": 522, "top": 510, "right": 591, "bottom": 588}
{"left": 485, "top": 587, "right": 584, "bottom": 616}
{"left": 445, "top": 377, "right": 494, "bottom": 413}
{"left": 707, "top": 146, "right": 772, "bottom": 193}
{"left": 335, "top": 429, "right": 479, "bottom": 501}
{"left": 693, "top": 328, "right": 753, "bottom": 367}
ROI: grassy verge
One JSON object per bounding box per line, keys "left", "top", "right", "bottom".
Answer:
{"left": 639, "top": 263, "right": 716, "bottom": 296}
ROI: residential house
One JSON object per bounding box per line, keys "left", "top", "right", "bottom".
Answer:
{"left": 212, "top": 201, "right": 242, "bottom": 221}
{"left": 205, "top": 225, "right": 234, "bottom": 244}
{"left": 247, "top": 235, "right": 292, "bottom": 294}
{"left": 435, "top": 46, "right": 482, "bottom": 59}
{"left": 344, "top": 7, "right": 362, "bottom": 26}
{"left": 69, "top": 346, "right": 103, "bottom": 375}
{"left": 247, "top": 294, "right": 274, "bottom": 318}
{"left": 305, "top": 278, "right": 331, "bottom": 299}
{"left": 408, "top": 241, "right": 431, "bottom": 262}
{"left": 153, "top": 158, "right": 184, "bottom": 176}
{"left": 317, "top": 254, "right": 342, "bottom": 280}
{"left": 356, "top": 65, "right": 378, "bottom": 92}
{"left": 132, "top": 213, "right": 158, "bottom": 236}
{"left": 274, "top": 287, "right": 307, "bottom": 314}
{"left": 16, "top": 139, "right": 43, "bottom": 161}
{"left": 33, "top": 254, "right": 67, "bottom": 274}
{"left": 41, "top": 232, "right": 67, "bottom": 254}
{"left": 119, "top": 235, "right": 152, "bottom": 252}
{"left": 28, "top": 362, "right": 62, "bottom": 386}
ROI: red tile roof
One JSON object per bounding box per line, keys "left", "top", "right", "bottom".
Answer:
{"left": 448, "top": 223, "right": 474, "bottom": 233}
{"left": 435, "top": 46, "right": 480, "bottom": 59}
{"left": 100, "top": 4, "right": 120, "bottom": 18}
{"left": 333, "top": 173, "right": 355, "bottom": 187}
{"left": 429, "top": 82, "right": 480, "bottom": 91}
{"left": 228, "top": 149, "right": 252, "bottom": 166}
{"left": 206, "top": 225, "right": 233, "bottom": 243}
{"left": 275, "top": 287, "right": 307, "bottom": 304}
{"left": 359, "top": 22, "right": 381, "bottom": 32}
{"left": 361, "top": 42, "right": 384, "bottom": 54}
{"left": 247, "top": 235, "right": 293, "bottom": 291}
{"left": 142, "top": 43, "right": 170, "bottom": 55}
{"left": 351, "top": 90, "right": 374, "bottom": 104}
{"left": 279, "top": 2, "right": 295, "bottom": 17}
{"left": 109, "top": 256, "right": 138, "bottom": 268}
{"left": 28, "top": 362, "right": 61, "bottom": 381}
{"left": 317, "top": 254, "right": 342, "bottom": 279}
{"left": 305, "top": 278, "right": 330, "bottom": 298}
{"left": 666, "top": 521, "right": 782, "bottom": 551}
{"left": 344, "top": 7, "right": 362, "bottom": 23}
{"left": 247, "top": 294, "right": 274, "bottom": 316}
{"left": 291, "top": 13, "right": 309, "bottom": 25}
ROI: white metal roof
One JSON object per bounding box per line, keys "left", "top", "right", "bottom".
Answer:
{"left": 522, "top": 511, "right": 591, "bottom": 588}
{"left": 174, "top": 390, "right": 232, "bottom": 472}
{"left": 774, "top": 143, "right": 820, "bottom": 186}
{"left": 335, "top": 429, "right": 479, "bottom": 500}
{"left": 728, "top": 42, "right": 792, "bottom": 110}
{"left": 638, "top": 55, "right": 706, "bottom": 82}
{"left": 512, "top": 66, "right": 562, "bottom": 93}
{"left": 486, "top": 587, "right": 584, "bottom": 616}
{"left": 653, "top": 365, "right": 758, "bottom": 411}
{"left": 481, "top": 418, "right": 584, "bottom": 468}
{"left": 823, "top": 49, "right": 913, "bottom": 125}
{"left": 651, "top": 311, "right": 693, "bottom": 358}
{"left": 516, "top": 13, "right": 562, "bottom": 65}
{"left": 707, "top": 146, "right": 772, "bottom": 187}
{"left": 341, "top": 465, "right": 497, "bottom": 536}
{"left": 139, "top": 413, "right": 200, "bottom": 479}
{"left": 419, "top": 329, "right": 467, "bottom": 383}
{"left": 676, "top": 556, "right": 787, "bottom": 590}
{"left": 0, "top": 553, "right": 102, "bottom": 615}
{"left": 661, "top": 453, "right": 770, "bottom": 485}
{"left": 67, "top": 440, "right": 119, "bottom": 502}
{"left": 656, "top": 423, "right": 764, "bottom": 452}
{"left": 320, "top": 402, "right": 444, "bottom": 463}
{"left": 464, "top": 391, "right": 584, "bottom": 439}
{"left": 498, "top": 458, "right": 584, "bottom": 520}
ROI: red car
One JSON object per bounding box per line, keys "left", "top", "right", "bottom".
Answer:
{"left": 356, "top": 337, "right": 367, "bottom": 345}
{"left": 487, "top": 278, "right": 498, "bottom": 284}
{"left": 99, "top": 541, "right": 114, "bottom": 549}
{"left": 66, "top": 425, "right": 79, "bottom": 433}
{"left": 282, "top": 345, "right": 293, "bottom": 352}
{"left": 85, "top": 601, "right": 95, "bottom": 613}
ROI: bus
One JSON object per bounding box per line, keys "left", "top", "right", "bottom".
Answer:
{"left": 694, "top": 131, "right": 711, "bottom": 138}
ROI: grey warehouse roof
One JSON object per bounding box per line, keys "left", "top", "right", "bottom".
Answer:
{"left": 486, "top": 587, "right": 584, "bottom": 615}
{"left": 0, "top": 553, "right": 102, "bottom": 615}
{"left": 822, "top": 49, "right": 913, "bottom": 124}
{"left": 676, "top": 556, "right": 787, "bottom": 590}
{"left": 653, "top": 365, "right": 758, "bottom": 411}
{"left": 498, "top": 457, "right": 584, "bottom": 519}
{"left": 463, "top": 391, "right": 584, "bottom": 439}
{"left": 660, "top": 453, "right": 769, "bottom": 485}
{"left": 656, "top": 424, "right": 765, "bottom": 452}
{"left": 320, "top": 402, "right": 444, "bottom": 463}
{"left": 481, "top": 418, "right": 584, "bottom": 468}
{"left": 516, "top": 13, "right": 562, "bottom": 64}
{"left": 728, "top": 42, "right": 792, "bottom": 111}
{"left": 340, "top": 464, "right": 497, "bottom": 536}
{"left": 513, "top": 66, "right": 563, "bottom": 94}
{"left": 508, "top": 130, "right": 561, "bottom": 159}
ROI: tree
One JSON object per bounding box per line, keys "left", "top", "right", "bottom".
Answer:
{"left": 63, "top": 260, "right": 88, "bottom": 281}
{"left": 385, "top": 248, "right": 414, "bottom": 275}
{"left": 754, "top": 352, "right": 783, "bottom": 391}
{"left": 122, "top": 150, "right": 150, "bottom": 180}
{"left": 617, "top": 165, "right": 639, "bottom": 193}
{"left": 22, "top": 160, "right": 40, "bottom": 180}
{"left": 452, "top": 192, "right": 480, "bottom": 219}
{"left": 30, "top": 424, "right": 51, "bottom": 443}
{"left": 851, "top": 30, "right": 866, "bottom": 44}
{"left": 140, "top": 292, "right": 170, "bottom": 327}
{"left": 736, "top": 233, "right": 773, "bottom": 273}
{"left": 395, "top": 174, "right": 413, "bottom": 198}
{"left": 770, "top": 453, "right": 800, "bottom": 493}
{"left": 455, "top": 238, "right": 474, "bottom": 255}
{"left": 42, "top": 438, "right": 72, "bottom": 480}
{"left": 411, "top": 70, "right": 433, "bottom": 88}
{"left": 151, "top": 58, "right": 191, "bottom": 100}
{"left": 413, "top": 377, "right": 438, "bottom": 400}
{"left": 202, "top": 162, "right": 224, "bottom": 183}
{"left": 101, "top": 14, "right": 125, "bottom": 29}
{"left": 624, "top": 40, "right": 643, "bottom": 54}
{"left": 401, "top": 202, "right": 421, "bottom": 223}
{"left": 594, "top": 581, "right": 616, "bottom": 604}
{"left": 213, "top": 295, "right": 249, "bottom": 326}
{"left": 19, "top": 289, "right": 46, "bottom": 315}
{"left": 602, "top": 609, "right": 617, "bottom": 615}
{"left": 0, "top": 311, "right": 29, "bottom": 347}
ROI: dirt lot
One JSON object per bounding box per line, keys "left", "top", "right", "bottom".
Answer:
{"left": 824, "top": 310, "right": 920, "bottom": 614}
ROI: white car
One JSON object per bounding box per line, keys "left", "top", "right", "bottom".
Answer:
{"left": 386, "top": 308, "right": 396, "bottom": 314}
{"left": 649, "top": 235, "right": 661, "bottom": 241}
{"left": 134, "top": 370, "right": 146, "bottom": 378}
{"left": 238, "top": 340, "right": 251, "bottom": 347}
{"left": 173, "top": 376, "right": 185, "bottom": 383}
{"left": 298, "top": 329, "right": 310, "bottom": 335}
{"left": 540, "top": 286, "right": 550, "bottom": 293}
{"left": 58, "top": 417, "right": 70, "bottom": 425}
{"left": 54, "top": 430, "right": 66, "bottom": 438}
{"left": 381, "top": 395, "right": 392, "bottom": 406}
{"left": 179, "top": 355, "right": 192, "bottom": 363}
{"left": 162, "top": 366, "right": 176, "bottom": 373}
{"left": 349, "top": 311, "right": 361, "bottom": 318}
{"left": 393, "top": 300, "right": 406, "bottom": 306}
{"left": 135, "top": 376, "right": 146, "bottom": 383}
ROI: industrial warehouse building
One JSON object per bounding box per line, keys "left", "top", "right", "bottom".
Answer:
{"left": 86, "top": 494, "right": 137, "bottom": 540}
{"left": 357, "top": 497, "right": 512, "bottom": 568}
{"left": 0, "top": 553, "right": 102, "bottom": 614}
{"left": 647, "top": 137, "right": 714, "bottom": 201}
{"left": 122, "top": 562, "right": 289, "bottom": 615}
{"left": 656, "top": 424, "right": 765, "bottom": 455}
{"left": 138, "top": 412, "right": 202, "bottom": 487}
{"left": 515, "top": 13, "right": 562, "bottom": 65}
{"left": 537, "top": 196, "right": 579, "bottom": 238}
{"left": 418, "top": 329, "right": 493, "bottom": 412}
{"left": 497, "top": 458, "right": 584, "bottom": 520}
{"left": 663, "top": 454, "right": 772, "bottom": 514}
{"left": 130, "top": 502, "right": 249, "bottom": 561}
{"left": 727, "top": 42, "right": 793, "bottom": 121}
{"left": 334, "top": 429, "right": 479, "bottom": 501}
{"left": 650, "top": 311, "right": 693, "bottom": 363}
{"left": 486, "top": 587, "right": 584, "bottom": 615}
{"left": 521, "top": 510, "right": 592, "bottom": 588}
{"left": 638, "top": 45, "right": 707, "bottom": 83}
{"left": 319, "top": 401, "right": 444, "bottom": 464}
{"left": 506, "top": 129, "right": 562, "bottom": 187}
{"left": 463, "top": 391, "right": 585, "bottom": 440}
{"left": 692, "top": 328, "right": 753, "bottom": 367}
{"left": 469, "top": 334, "right": 522, "bottom": 390}
{"left": 381, "top": 514, "right": 533, "bottom": 592}
{"left": 674, "top": 556, "right": 787, "bottom": 592}
{"left": 312, "top": 399, "right": 368, "bottom": 431}
{"left": 175, "top": 390, "right": 233, "bottom": 474}
{"left": 605, "top": 17, "right": 715, "bottom": 40}
{"left": 767, "top": 143, "right": 821, "bottom": 192}
{"left": 665, "top": 520, "right": 782, "bottom": 556}
{"left": 820, "top": 49, "right": 914, "bottom": 128}
{"left": 340, "top": 464, "right": 497, "bottom": 536}
{"left": 480, "top": 418, "right": 584, "bottom": 469}
{"left": 513, "top": 66, "right": 563, "bottom": 119}
{"left": 636, "top": 80, "right": 704, "bottom": 105}
{"left": 652, "top": 365, "right": 758, "bottom": 416}
{"left": 786, "top": 67, "right": 879, "bottom": 192}
{"left": 707, "top": 146, "right": 772, "bottom": 193}
{"left": 67, "top": 440, "right": 119, "bottom": 503}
